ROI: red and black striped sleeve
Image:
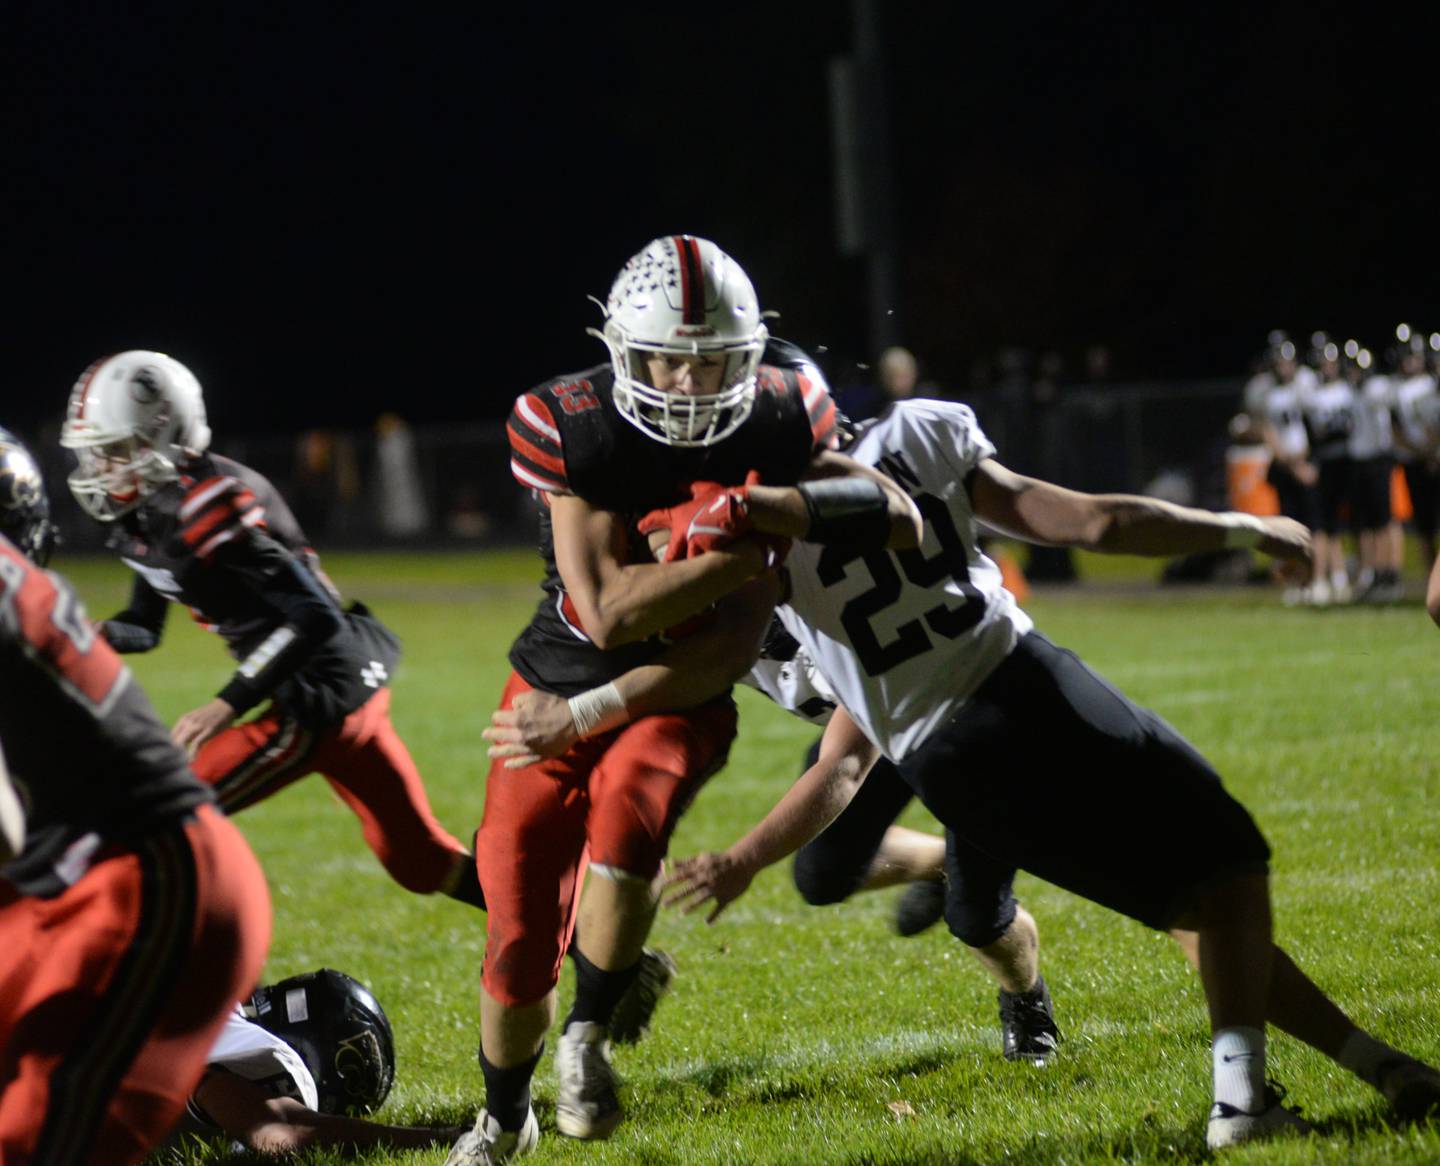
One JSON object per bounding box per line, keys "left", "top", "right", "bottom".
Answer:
{"left": 507, "top": 392, "right": 570, "bottom": 493}
{"left": 178, "top": 477, "right": 267, "bottom": 562}
{"left": 797, "top": 372, "right": 838, "bottom": 451}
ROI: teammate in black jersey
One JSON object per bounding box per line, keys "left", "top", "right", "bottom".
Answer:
{"left": 455, "top": 235, "right": 920, "bottom": 1165}
{"left": 0, "top": 425, "right": 271, "bottom": 1165}
{"left": 60, "top": 351, "right": 483, "bottom": 910}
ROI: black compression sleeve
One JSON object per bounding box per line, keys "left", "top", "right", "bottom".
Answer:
{"left": 796, "top": 478, "right": 892, "bottom": 549}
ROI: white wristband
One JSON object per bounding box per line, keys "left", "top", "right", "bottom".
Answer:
{"left": 568, "top": 682, "right": 627, "bottom": 739}
{"left": 1220, "top": 512, "right": 1267, "bottom": 549}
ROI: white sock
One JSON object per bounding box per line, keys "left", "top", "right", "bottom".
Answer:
{"left": 1213, "top": 1026, "right": 1266, "bottom": 1112}
{"left": 1338, "top": 1030, "right": 1403, "bottom": 1090}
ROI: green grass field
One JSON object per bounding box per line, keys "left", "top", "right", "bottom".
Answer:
{"left": 63, "top": 550, "right": 1440, "bottom": 1166}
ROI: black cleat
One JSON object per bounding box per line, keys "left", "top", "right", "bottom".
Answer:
{"left": 999, "top": 975, "right": 1060, "bottom": 1065}
{"left": 608, "top": 948, "right": 677, "bottom": 1046}
{"left": 894, "top": 878, "right": 946, "bottom": 937}
{"left": 1377, "top": 1055, "right": 1440, "bottom": 1123}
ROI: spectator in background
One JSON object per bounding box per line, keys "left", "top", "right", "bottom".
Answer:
{"left": 878, "top": 345, "right": 921, "bottom": 403}
{"left": 293, "top": 429, "right": 362, "bottom": 542}
{"left": 446, "top": 482, "right": 493, "bottom": 541}
{"left": 835, "top": 345, "right": 934, "bottom": 422}
{"left": 1082, "top": 343, "right": 1112, "bottom": 388}
{"left": 374, "top": 413, "right": 429, "bottom": 539}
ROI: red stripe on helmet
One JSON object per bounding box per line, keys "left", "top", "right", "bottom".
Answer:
{"left": 674, "top": 235, "right": 705, "bottom": 326}
{"left": 71, "top": 358, "right": 109, "bottom": 421}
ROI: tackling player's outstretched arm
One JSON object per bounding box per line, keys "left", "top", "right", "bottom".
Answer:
{"left": 970, "top": 459, "right": 1313, "bottom": 564}
{"left": 551, "top": 492, "right": 774, "bottom": 650}
{"left": 664, "top": 707, "right": 880, "bottom": 922}
{"left": 486, "top": 572, "right": 782, "bottom": 766}
{"left": 729, "top": 450, "right": 924, "bottom": 551}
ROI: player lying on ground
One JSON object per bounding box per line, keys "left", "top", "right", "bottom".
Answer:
{"left": 59, "top": 351, "right": 484, "bottom": 910}
{"left": 168, "top": 968, "right": 464, "bottom": 1156}
{"left": 451, "top": 234, "right": 921, "bottom": 1166}
{"left": 662, "top": 399, "right": 1440, "bottom": 1149}
{"left": 0, "top": 426, "right": 271, "bottom": 1166}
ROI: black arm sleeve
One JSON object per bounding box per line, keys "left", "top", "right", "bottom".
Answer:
{"left": 212, "top": 533, "right": 345, "bottom": 716}
{"left": 100, "top": 575, "right": 170, "bottom": 654}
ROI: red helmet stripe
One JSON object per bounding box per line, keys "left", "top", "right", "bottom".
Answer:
{"left": 71, "top": 358, "right": 109, "bottom": 421}
{"left": 674, "top": 235, "right": 705, "bottom": 326}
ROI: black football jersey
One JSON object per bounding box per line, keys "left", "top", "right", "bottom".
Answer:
{"left": 0, "top": 536, "right": 209, "bottom": 898}
{"left": 505, "top": 340, "right": 837, "bottom": 694}
{"left": 101, "top": 453, "right": 400, "bottom": 726}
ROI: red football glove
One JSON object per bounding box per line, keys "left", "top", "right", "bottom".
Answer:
{"left": 636, "top": 473, "right": 789, "bottom": 569}
{"left": 637, "top": 477, "right": 752, "bottom": 563}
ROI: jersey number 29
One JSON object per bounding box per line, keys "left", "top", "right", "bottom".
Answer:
{"left": 816, "top": 492, "right": 984, "bottom": 676}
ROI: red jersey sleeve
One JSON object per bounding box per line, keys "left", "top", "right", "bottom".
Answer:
{"left": 798, "top": 372, "right": 838, "bottom": 451}
{"left": 178, "top": 477, "right": 267, "bottom": 562}
{"left": 507, "top": 392, "right": 569, "bottom": 493}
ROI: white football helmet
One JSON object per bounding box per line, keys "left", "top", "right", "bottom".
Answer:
{"left": 60, "top": 350, "right": 212, "bottom": 521}
{"left": 589, "top": 235, "right": 768, "bottom": 447}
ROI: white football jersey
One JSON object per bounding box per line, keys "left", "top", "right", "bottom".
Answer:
{"left": 188, "top": 1005, "right": 318, "bottom": 1123}
{"left": 1392, "top": 374, "right": 1439, "bottom": 459}
{"left": 1350, "top": 375, "right": 1394, "bottom": 459}
{"left": 778, "top": 400, "right": 1031, "bottom": 762}
{"left": 1262, "top": 380, "right": 1310, "bottom": 458}
{"left": 1303, "top": 379, "right": 1357, "bottom": 461}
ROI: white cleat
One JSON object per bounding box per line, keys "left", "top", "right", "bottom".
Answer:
{"left": 1206, "top": 1085, "right": 1313, "bottom": 1149}
{"left": 444, "top": 1106, "right": 538, "bottom": 1166}
{"left": 555, "top": 1020, "right": 622, "bottom": 1139}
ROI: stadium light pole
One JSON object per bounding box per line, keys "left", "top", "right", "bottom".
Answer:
{"left": 829, "top": 0, "right": 901, "bottom": 358}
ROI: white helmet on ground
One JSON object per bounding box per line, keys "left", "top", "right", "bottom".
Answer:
{"left": 60, "top": 350, "right": 212, "bottom": 521}
{"left": 589, "top": 235, "right": 768, "bottom": 447}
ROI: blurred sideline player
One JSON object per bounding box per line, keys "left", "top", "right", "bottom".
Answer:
{"left": 1347, "top": 341, "right": 1404, "bottom": 602}
{"left": 1301, "top": 335, "right": 1358, "bottom": 604}
{"left": 453, "top": 235, "right": 920, "bottom": 1165}
{"left": 1245, "top": 334, "right": 1319, "bottom": 603}
{"left": 641, "top": 398, "right": 1439, "bottom": 1150}
{"left": 1389, "top": 326, "right": 1440, "bottom": 570}
{"left": 170, "top": 967, "right": 464, "bottom": 1156}
{"left": 59, "top": 351, "right": 484, "bottom": 910}
{"left": 0, "top": 426, "right": 271, "bottom": 1165}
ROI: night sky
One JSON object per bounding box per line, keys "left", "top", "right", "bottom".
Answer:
{"left": 6, "top": 4, "right": 1439, "bottom": 438}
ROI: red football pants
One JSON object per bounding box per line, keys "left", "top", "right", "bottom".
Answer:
{"left": 478, "top": 671, "right": 737, "bottom": 1007}
{"left": 192, "top": 687, "right": 467, "bottom": 895}
{"left": 0, "top": 805, "right": 271, "bottom": 1165}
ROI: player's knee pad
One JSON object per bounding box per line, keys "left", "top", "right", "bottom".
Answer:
{"left": 791, "top": 848, "right": 864, "bottom": 906}
{"left": 588, "top": 862, "right": 655, "bottom": 886}
{"left": 945, "top": 892, "right": 1018, "bottom": 949}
